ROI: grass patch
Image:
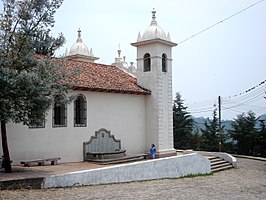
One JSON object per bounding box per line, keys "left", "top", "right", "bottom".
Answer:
{"left": 180, "top": 173, "right": 213, "bottom": 179}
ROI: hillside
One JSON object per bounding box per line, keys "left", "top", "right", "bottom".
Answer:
{"left": 192, "top": 113, "right": 266, "bottom": 134}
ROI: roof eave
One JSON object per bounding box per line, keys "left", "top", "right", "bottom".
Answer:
{"left": 73, "top": 86, "right": 151, "bottom": 95}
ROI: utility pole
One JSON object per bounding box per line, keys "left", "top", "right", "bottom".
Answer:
{"left": 218, "top": 96, "right": 222, "bottom": 152}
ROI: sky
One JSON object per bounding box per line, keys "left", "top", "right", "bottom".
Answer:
{"left": 51, "top": 0, "right": 266, "bottom": 120}
{"left": 2, "top": 0, "right": 266, "bottom": 120}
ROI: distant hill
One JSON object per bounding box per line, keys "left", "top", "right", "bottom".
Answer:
{"left": 192, "top": 117, "right": 232, "bottom": 135}
{"left": 192, "top": 113, "right": 266, "bottom": 134}
{"left": 257, "top": 114, "right": 266, "bottom": 121}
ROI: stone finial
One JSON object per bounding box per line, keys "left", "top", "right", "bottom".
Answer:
{"left": 65, "top": 48, "right": 68, "bottom": 56}
{"left": 137, "top": 32, "right": 142, "bottom": 42}
{"left": 77, "top": 28, "right": 82, "bottom": 42}
{"left": 152, "top": 8, "right": 156, "bottom": 21}
{"left": 167, "top": 32, "right": 171, "bottom": 41}
{"left": 151, "top": 9, "right": 157, "bottom": 25}
{"left": 78, "top": 28, "right": 81, "bottom": 37}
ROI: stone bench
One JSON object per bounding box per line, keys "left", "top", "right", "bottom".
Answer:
{"left": 83, "top": 128, "right": 126, "bottom": 161}
{"left": 20, "top": 157, "right": 61, "bottom": 167}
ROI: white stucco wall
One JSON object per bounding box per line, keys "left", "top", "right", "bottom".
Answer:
{"left": 43, "top": 153, "right": 211, "bottom": 188}
{"left": 135, "top": 41, "right": 175, "bottom": 153}
{"left": 0, "top": 91, "right": 147, "bottom": 165}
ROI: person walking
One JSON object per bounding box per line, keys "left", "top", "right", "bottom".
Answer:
{"left": 150, "top": 144, "right": 156, "bottom": 159}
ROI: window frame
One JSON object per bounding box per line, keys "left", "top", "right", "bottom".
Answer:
{"left": 53, "top": 95, "right": 67, "bottom": 128}
{"left": 74, "top": 94, "right": 87, "bottom": 127}
{"left": 162, "top": 53, "right": 167, "bottom": 72}
{"left": 143, "top": 53, "right": 151, "bottom": 72}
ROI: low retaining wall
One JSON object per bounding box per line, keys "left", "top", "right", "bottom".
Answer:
{"left": 212, "top": 152, "right": 237, "bottom": 167}
{"left": 43, "top": 153, "right": 211, "bottom": 188}
{"left": 193, "top": 151, "right": 237, "bottom": 168}
{"left": 0, "top": 177, "right": 45, "bottom": 190}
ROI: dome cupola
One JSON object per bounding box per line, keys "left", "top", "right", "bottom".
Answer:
{"left": 66, "top": 29, "right": 99, "bottom": 63}
{"left": 138, "top": 9, "right": 171, "bottom": 42}
{"left": 68, "top": 29, "right": 90, "bottom": 56}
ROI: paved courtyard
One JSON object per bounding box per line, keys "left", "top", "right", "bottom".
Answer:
{"left": 0, "top": 158, "right": 265, "bottom": 200}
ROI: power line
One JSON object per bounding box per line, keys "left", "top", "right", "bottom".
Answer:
{"left": 223, "top": 92, "right": 265, "bottom": 109}
{"left": 222, "top": 85, "right": 266, "bottom": 105}
{"left": 187, "top": 99, "right": 217, "bottom": 114}
{"left": 224, "top": 80, "right": 266, "bottom": 100}
{"left": 178, "top": 0, "right": 265, "bottom": 45}
{"left": 187, "top": 80, "right": 266, "bottom": 118}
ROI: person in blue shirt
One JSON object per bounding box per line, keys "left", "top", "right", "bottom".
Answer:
{"left": 150, "top": 144, "right": 156, "bottom": 159}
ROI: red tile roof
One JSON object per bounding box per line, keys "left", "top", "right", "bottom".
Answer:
{"left": 63, "top": 59, "right": 151, "bottom": 95}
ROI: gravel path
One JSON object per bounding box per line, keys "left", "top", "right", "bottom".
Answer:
{"left": 0, "top": 158, "right": 265, "bottom": 200}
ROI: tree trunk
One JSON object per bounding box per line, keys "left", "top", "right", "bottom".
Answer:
{"left": 1, "top": 120, "right": 12, "bottom": 173}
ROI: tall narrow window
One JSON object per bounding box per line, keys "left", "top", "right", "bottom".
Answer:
{"left": 53, "top": 95, "right": 67, "bottom": 127}
{"left": 144, "top": 53, "right": 151, "bottom": 72}
{"left": 74, "top": 95, "right": 87, "bottom": 127}
{"left": 162, "top": 53, "right": 167, "bottom": 72}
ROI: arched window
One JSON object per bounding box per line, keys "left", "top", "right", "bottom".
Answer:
{"left": 143, "top": 53, "right": 151, "bottom": 72}
{"left": 162, "top": 53, "right": 167, "bottom": 72}
{"left": 74, "top": 95, "right": 87, "bottom": 127}
{"left": 53, "top": 95, "right": 67, "bottom": 127}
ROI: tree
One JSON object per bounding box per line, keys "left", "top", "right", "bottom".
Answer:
{"left": 228, "top": 111, "right": 259, "bottom": 156}
{"left": 0, "top": 0, "right": 71, "bottom": 173}
{"left": 258, "top": 119, "right": 266, "bottom": 157}
{"left": 200, "top": 107, "right": 224, "bottom": 152}
{"left": 173, "top": 92, "right": 194, "bottom": 149}
{"left": 191, "top": 128, "right": 202, "bottom": 151}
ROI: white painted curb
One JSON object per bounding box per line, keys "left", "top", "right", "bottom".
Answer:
{"left": 43, "top": 153, "right": 211, "bottom": 188}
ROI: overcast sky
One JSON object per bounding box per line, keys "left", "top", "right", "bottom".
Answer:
{"left": 51, "top": 0, "right": 266, "bottom": 120}
{"left": 2, "top": 0, "right": 265, "bottom": 120}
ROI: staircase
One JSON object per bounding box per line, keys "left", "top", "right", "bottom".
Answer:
{"left": 86, "top": 154, "right": 147, "bottom": 165}
{"left": 208, "top": 156, "right": 234, "bottom": 173}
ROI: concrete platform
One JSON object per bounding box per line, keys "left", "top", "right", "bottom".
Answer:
{"left": 0, "top": 162, "right": 109, "bottom": 189}
{"left": 0, "top": 153, "right": 211, "bottom": 190}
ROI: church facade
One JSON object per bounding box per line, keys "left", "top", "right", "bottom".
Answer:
{"left": 1, "top": 10, "right": 177, "bottom": 165}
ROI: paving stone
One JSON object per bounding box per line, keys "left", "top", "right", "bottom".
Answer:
{"left": 0, "top": 158, "right": 265, "bottom": 200}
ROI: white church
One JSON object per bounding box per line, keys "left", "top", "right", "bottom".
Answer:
{"left": 1, "top": 10, "right": 178, "bottom": 165}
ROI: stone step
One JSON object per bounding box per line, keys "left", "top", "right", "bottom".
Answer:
{"left": 207, "top": 156, "right": 234, "bottom": 173}
{"left": 101, "top": 157, "right": 145, "bottom": 165}
{"left": 211, "top": 164, "right": 234, "bottom": 173}
{"left": 211, "top": 161, "right": 232, "bottom": 169}
{"left": 86, "top": 154, "right": 147, "bottom": 165}
{"left": 209, "top": 157, "right": 223, "bottom": 162}
{"left": 207, "top": 156, "right": 218, "bottom": 160}
{"left": 208, "top": 156, "right": 221, "bottom": 161}
{"left": 211, "top": 160, "right": 228, "bottom": 166}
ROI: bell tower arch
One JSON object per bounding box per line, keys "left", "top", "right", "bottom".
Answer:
{"left": 131, "top": 10, "right": 177, "bottom": 157}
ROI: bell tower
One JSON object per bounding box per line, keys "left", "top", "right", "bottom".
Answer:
{"left": 131, "top": 10, "right": 177, "bottom": 157}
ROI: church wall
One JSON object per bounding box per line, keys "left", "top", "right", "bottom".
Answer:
{"left": 135, "top": 42, "right": 174, "bottom": 154}
{"left": 1, "top": 91, "right": 147, "bottom": 165}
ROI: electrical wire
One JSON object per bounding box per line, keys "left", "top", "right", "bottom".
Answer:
{"left": 223, "top": 80, "right": 266, "bottom": 100}
{"left": 223, "top": 92, "right": 264, "bottom": 109}
{"left": 178, "top": 0, "right": 265, "bottom": 45}
{"left": 187, "top": 81, "right": 266, "bottom": 117}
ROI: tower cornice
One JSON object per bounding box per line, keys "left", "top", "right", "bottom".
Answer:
{"left": 131, "top": 38, "right": 177, "bottom": 47}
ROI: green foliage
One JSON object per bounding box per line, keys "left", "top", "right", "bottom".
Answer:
{"left": 190, "top": 128, "right": 202, "bottom": 151}
{"left": 0, "top": 0, "right": 71, "bottom": 172}
{"left": 0, "top": 0, "right": 71, "bottom": 125}
{"left": 173, "top": 92, "right": 194, "bottom": 149}
{"left": 181, "top": 173, "right": 213, "bottom": 179}
{"left": 200, "top": 108, "right": 225, "bottom": 152}
{"left": 228, "top": 111, "right": 261, "bottom": 156}
{"left": 258, "top": 119, "right": 266, "bottom": 157}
